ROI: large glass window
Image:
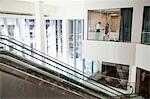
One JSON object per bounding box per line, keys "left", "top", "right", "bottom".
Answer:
{"left": 0, "top": 18, "right": 4, "bottom": 36}
{"left": 0, "top": 18, "right": 19, "bottom": 52}
{"left": 100, "top": 62, "right": 129, "bottom": 89}
{"left": 83, "top": 59, "right": 98, "bottom": 77}
{"left": 45, "top": 20, "right": 63, "bottom": 59}
{"left": 87, "top": 8, "right": 133, "bottom": 42}
{"left": 119, "top": 8, "right": 133, "bottom": 42}
{"left": 141, "top": 6, "right": 150, "bottom": 44}
{"left": 0, "top": 17, "right": 35, "bottom": 45}
{"left": 68, "top": 20, "right": 84, "bottom": 72}
{"left": 24, "top": 19, "right": 36, "bottom": 49}
{"left": 0, "top": 17, "right": 36, "bottom": 59}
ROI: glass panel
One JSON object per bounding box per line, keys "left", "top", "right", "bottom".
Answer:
{"left": 83, "top": 59, "right": 98, "bottom": 77}
{"left": 25, "top": 19, "right": 36, "bottom": 48}
{"left": 87, "top": 8, "right": 133, "bottom": 42}
{"left": 141, "top": 32, "right": 150, "bottom": 44}
{"left": 0, "top": 18, "right": 4, "bottom": 36}
{"left": 45, "top": 20, "right": 63, "bottom": 59}
{"left": 100, "top": 62, "right": 129, "bottom": 90}
{"left": 88, "top": 9, "right": 120, "bottom": 41}
{"left": 119, "top": 8, "right": 133, "bottom": 42}
{"left": 68, "top": 20, "right": 84, "bottom": 72}
{"left": 141, "top": 6, "right": 150, "bottom": 44}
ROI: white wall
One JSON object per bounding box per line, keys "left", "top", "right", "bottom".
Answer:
{"left": 135, "top": 44, "right": 150, "bottom": 71}
{"left": 83, "top": 41, "right": 136, "bottom": 66}
{"left": 43, "top": 5, "right": 56, "bottom": 19}
{"left": 0, "top": 0, "right": 56, "bottom": 18}
{"left": 54, "top": 5, "right": 85, "bottom": 19}
{"left": 84, "top": 0, "right": 134, "bottom": 10}
{"left": 0, "top": 0, "right": 34, "bottom": 14}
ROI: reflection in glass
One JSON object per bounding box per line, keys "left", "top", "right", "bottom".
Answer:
{"left": 89, "top": 61, "right": 129, "bottom": 90}
{"left": 119, "top": 8, "right": 133, "bottom": 42}
{"left": 102, "top": 62, "right": 129, "bottom": 90}
{"left": 141, "top": 32, "right": 150, "bottom": 44}
{"left": 141, "top": 6, "right": 150, "bottom": 44}
{"left": 83, "top": 59, "right": 98, "bottom": 77}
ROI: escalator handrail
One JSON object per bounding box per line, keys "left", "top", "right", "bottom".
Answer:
{"left": 0, "top": 36, "right": 127, "bottom": 96}
{"left": 0, "top": 35, "right": 86, "bottom": 76}
{"left": 0, "top": 43, "right": 121, "bottom": 96}
{"left": 0, "top": 36, "right": 90, "bottom": 78}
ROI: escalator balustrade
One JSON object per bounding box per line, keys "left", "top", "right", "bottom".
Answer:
{"left": 0, "top": 35, "right": 137, "bottom": 99}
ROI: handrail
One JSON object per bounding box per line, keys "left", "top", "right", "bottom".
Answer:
{"left": 142, "top": 32, "right": 150, "bottom": 34}
{"left": 0, "top": 36, "right": 89, "bottom": 78}
{"left": 91, "top": 74, "right": 128, "bottom": 82}
{"left": 0, "top": 36, "right": 127, "bottom": 96}
{"left": 0, "top": 35, "right": 85, "bottom": 76}
{"left": 0, "top": 62, "right": 88, "bottom": 99}
{"left": 0, "top": 35, "right": 128, "bottom": 96}
{"left": 0, "top": 41, "right": 120, "bottom": 96}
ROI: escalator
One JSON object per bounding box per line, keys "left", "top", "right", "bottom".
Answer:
{"left": 0, "top": 66, "right": 85, "bottom": 99}
{"left": 0, "top": 36, "right": 134, "bottom": 99}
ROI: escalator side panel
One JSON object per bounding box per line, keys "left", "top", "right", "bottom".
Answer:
{"left": 0, "top": 70, "right": 84, "bottom": 99}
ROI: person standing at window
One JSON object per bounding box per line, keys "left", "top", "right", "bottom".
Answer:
{"left": 96, "top": 22, "right": 101, "bottom": 32}
{"left": 103, "top": 23, "right": 110, "bottom": 40}
{"left": 96, "top": 21, "right": 104, "bottom": 40}
{"left": 105, "top": 23, "right": 109, "bottom": 35}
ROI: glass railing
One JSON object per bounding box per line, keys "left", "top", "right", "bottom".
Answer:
{"left": 0, "top": 35, "right": 132, "bottom": 98}
{"left": 88, "top": 31, "right": 119, "bottom": 41}
{"left": 141, "top": 32, "right": 150, "bottom": 45}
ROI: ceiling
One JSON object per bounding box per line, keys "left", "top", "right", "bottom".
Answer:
{"left": 16, "top": 0, "right": 86, "bottom": 6}
{"left": 90, "top": 8, "right": 121, "bottom": 14}
{"left": 16, "top": 0, "right": 136, "bottom": 6}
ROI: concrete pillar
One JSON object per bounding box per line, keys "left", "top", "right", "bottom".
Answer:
{"left": 84, "top": 8, "right": 88, "bottom": 40}
{"left": 131, "top": 0, "right": 144, "bottom": 43}
{"left": 34, "top": 1, "right": 45, "bottom": 53}
{"left": 128, "top": 66, "right": 137, "bottom": 93}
